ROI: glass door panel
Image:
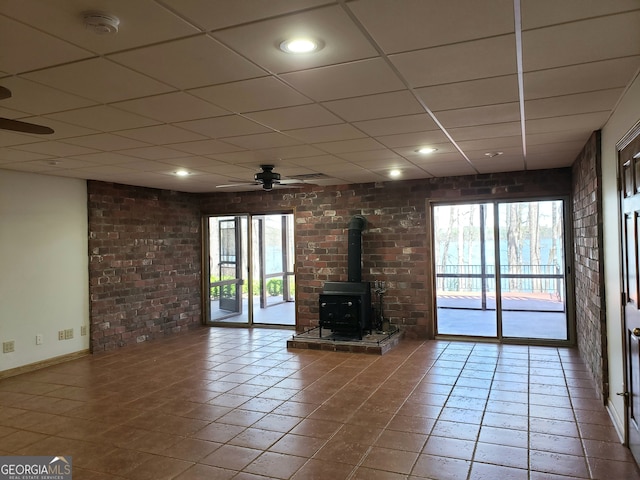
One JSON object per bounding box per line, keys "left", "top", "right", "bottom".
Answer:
{"left": 251, "top": 214, "right": 295, "bottom": 326}
{"left": 208, "top": 215, "right": 249, "bottom": 323}
{"left": 434, "top": 203, "right": 497, "bottom": 337}
{"left": 497, "top": 200, "right": 568, "bottom": 340}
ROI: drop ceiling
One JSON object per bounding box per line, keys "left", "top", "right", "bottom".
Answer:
{"left": 1, "top": 0, "right": 639, "bottom": 192}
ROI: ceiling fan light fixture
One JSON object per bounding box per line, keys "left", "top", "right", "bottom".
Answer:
{"left": 83, "top": 11, "right": 120, "bottom": 35}
{"left": 279, "top": 37, "right": 323, "bottom": 54}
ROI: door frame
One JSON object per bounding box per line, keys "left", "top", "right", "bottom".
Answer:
{"left": 202, "top": 210, "right": 296, "bottom": 328}
{"left": 617, "top": 119, "right": 640, "bottom": 459}
{"left": 428, "top": 196, "right": 575, "bottom": 346}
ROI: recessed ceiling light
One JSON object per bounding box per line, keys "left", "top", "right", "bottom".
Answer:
{"left": 175, "top": 170, "right": 190, "bottom": 177}
{"left": 484, "top": 151, "right": 504, "bottom": 158}
{"left": 279, "top": 37, "right": 323, "bottom": 54}
{"left": 415, "top": 147, "right": 438, "bottom": 154}
{"left": 389, "top": 169, "right": 401, "bottom": 178}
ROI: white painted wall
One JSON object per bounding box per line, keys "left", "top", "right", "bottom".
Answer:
{"left": 0, "top": 170, "right": 89, "bottom": 372}
{"left": 602, "top": 70, "right": 640, "bottom": 436}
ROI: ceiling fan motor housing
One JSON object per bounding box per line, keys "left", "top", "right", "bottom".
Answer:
{"left": 255, "top": 165, "right": 281, "bottom": 190}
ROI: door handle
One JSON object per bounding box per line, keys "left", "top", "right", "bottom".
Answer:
{"left": 633, "top": 328, "right": 640, "bottom": 337}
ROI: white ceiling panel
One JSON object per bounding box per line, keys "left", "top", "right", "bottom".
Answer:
{"left": 322, "top": 90, "right": 424, "bottom": 122}
{"left": 1, "top": 0, "right": 201, "bottom": 54}
{"left": 212, "top": 5, "right": 378, "bottom": 74}
{"left": 523, "top": 12, "right": 640, "bottom": 72}
{"left": 416, "top": 75, "right": 519, "bottom": 112}
{"left": 281, "top": 58, "right": 405, "bottom": 102}
{"left": 390, "top": 35, "right": 517, "bottom": 88}
{"left": 24, "top": 58, "right": 173, "bottom": 103}
{"left": 189, "top": 77, "right": 312, "bottom": 113}
{"left": 109, "top": 35, "right": 265, "bottom": 90}
{"left": 0, "top": 15, "right": 92, "bottom": 74}
{"left": 349, "top": 0, "right": 514, "bottom": 53}
{"left": 354, "top": 114, "right": 439, "bottom": 137}
{"left": 245, "top": 104, "right": 343, "bottom": 131}
{"left": 178, "top": 115, "right": 272, "bottom": 138}
{"left": 1, "top": 2, "right": 639, "bottom": 192}
{"left": 113, "top": 92, "right": 229, "bottom": 123}
{"left": 524, "top": 57, "right": 640, "bottom": 100}
{"left": 162, "top": 0, "right": 333, "bottom": 31}
{"left": 521, "top": 0, "right": 640, "bottom": 30}
{"left": 525, "top": 89, "right": 625, "bottom": 120}
{"left": 45, "top": 105, "right": 159, "bottom": 132}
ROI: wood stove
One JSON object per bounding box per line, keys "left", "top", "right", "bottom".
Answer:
{"left": 319, "top": 281, "right": 371, "bottom": 339}
{"left": 318, "top": 215, "right": 372, "bottom": 339}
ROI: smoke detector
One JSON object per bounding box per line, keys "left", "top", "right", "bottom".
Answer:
{"left": 83, "top": 12, "right": 120, "bottom": 35}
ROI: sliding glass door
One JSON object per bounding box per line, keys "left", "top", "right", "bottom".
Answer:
{"left": 204, "top": 213, "right": 295, "bottom": 327}
{"left": 434, "top": 199, "right": 569, "bottom": 342}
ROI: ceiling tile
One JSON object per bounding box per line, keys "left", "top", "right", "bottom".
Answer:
{"left": 354, "top": 114, "right": 438, "bottom": 137}
{"left": 24, "top": 58, "right": 173, "bottom": 103}
{"left": 11, "top": 141, "right": 98, "bottom": 157}
{"left": 521, "top": 0, "right": 640, "bottom": 30}
{"left": 281, "top": 58, "right": 405, "bottom": 102}
{"left": 390, "top": 35, "right": 517, "bottom": 88}
{"left": 416, "top": 75, "right": 519, "bottom": 112}
{"left": 523, "top": 57, "right": 640, "bottom": 100}
{"left": 420, "top": 160, "right": 479, "bottom": 176}
{"left": 117, "top": 146, "right": 189, "bottom": 160}
{"left": 338, "top": 149, "right": 403, "bottom": 162}
{"left": 116, "top": 125, "right": 208, "bottom": 145}
{"left": 322, "top": 90, "right": 424, "bottom": 122}
{"left": 288, "top": 155, "right": 345, "bottom": 167}
{"left": 474, "top": 155, "right": 526, "bottom": 173}
{"left": 375, "top": 130, "right": 449, "bottom": 149}
{"left": 2, "top": 0, "right": 202, "bottom": 54}
{"left": 62, "top": 133, "right": 149, "bottom": 151}
{"left": 69, "top": 152, "right": 143, "bottom": 165}
{"left": 349, "top": 0, "right": 514, "bottom": 53}
{"left": 0, "top": 15, "right": 91, "bottom": 74}
{"left": 0, "top": 77, "right": 96, "bottom": 115}
{"left": 46, "top": 105, "right": 159, "bottom": 131}
{"left": 522, "top": 11, "right": 640, "bottom": 71}
{"left": 162, "top": 0, "right": 332, "bottom": 30}
{"left": 113, "top": 92, "right": 229, "bottom": 123}
{"left": 0, "top": 130, "right": 48, "bottom": 148}
{"left": 457, "top": 136, "right": 523, "bottom": 151}
{"left": 212, "top": 5, "right": 379, "bottom": 74}
{"left": 0, "top": 147, "right": 51, "bottom": 163}
{"left": 169, "top": 139, "right": 246, "bottom": 156}
{"left": 220, "top": 132, "right": 302, "bottom": 150}
{"left": 286, "top": 124, "right": 367, "bottom": 143}
{"left": 109, "top": 35, "right": 265, "bottom": 89}
{"left": 315, "top": 138, "right": 385, "bottom": 154}
{"left": 526, "top": 112, "right": 610, "bottom": 135}
{"left": 525, "top": 89, "right": 625, "bottom": 120}
{"left": 189, "top": 77, "right": 312, "bottom": 113}
{"left": 245, "top": 104, "right": 343, "bottom": 131}
{"left": 435, "top": 103, "right": 521, "bottom": 129}
{"left": 178, "top": 115, "right": 272, "bottom": 138}
{"left": 255, "top": 144, "right": 326, "bottom": 160}
{"left": 448, "top": 122, "right": 522, "bottom": 142}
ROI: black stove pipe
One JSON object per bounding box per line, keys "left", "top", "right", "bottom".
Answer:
{"left": 347, "top": 215, "right": 367, "bottom": 282}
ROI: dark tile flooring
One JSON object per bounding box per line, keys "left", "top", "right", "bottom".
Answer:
{"left": 1, "top": 327, "right": 639, "bottom": 479}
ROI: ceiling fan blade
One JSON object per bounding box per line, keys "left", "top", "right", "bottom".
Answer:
{"left": 0, "top": 86, "right": 11, "bottom": 100}
{"left": 215, "top": 182, "right": 260, "bottom": 188}
{"left": 0, "top": 117, "right": 54, "bottom": 135}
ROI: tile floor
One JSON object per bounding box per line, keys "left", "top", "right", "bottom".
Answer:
{"left": 1, "top": 327, "right": 639, "bottom": 480}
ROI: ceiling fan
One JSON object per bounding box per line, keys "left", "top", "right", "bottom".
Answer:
{"left": 0, "top": 86, "right": 54, "bottom": 135}
{"left": 216, "top": 165, "right": 308, "bottom": 191}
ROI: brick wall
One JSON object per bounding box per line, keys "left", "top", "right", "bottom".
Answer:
{"left": 201, "top": 168, "right": 572, "bottom": 338}
{"left": 572, "top": 131, "right": 607, "bottom": 401}
{"left": 88, "top": 181, "right": 202, "bottom": 352}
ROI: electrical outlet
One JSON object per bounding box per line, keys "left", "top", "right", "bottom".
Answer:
{"left": 80, "top": 325, "right": 87, "bottom": 336}
{"left": 58, "top": 330, "right": 65, "bottom": 341}
{"left": 2, "top": 341, "right": 15, "bottom": 353}
{"left": 64, "top": 328, "right": 74, "bottom": 340}
{"left": 36, "top": 334, "right": 43, "bottom": 345}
